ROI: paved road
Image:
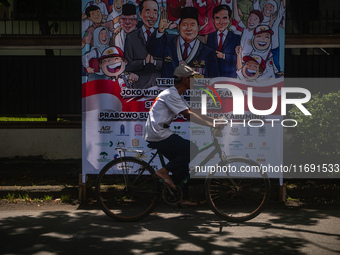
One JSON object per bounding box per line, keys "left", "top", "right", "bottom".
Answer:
{"left": 0, "top": 203, "right": 339, "bottom": 255}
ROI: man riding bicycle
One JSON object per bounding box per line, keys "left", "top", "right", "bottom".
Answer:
{"left": 143, "top": 64, "right": 221, "bottom": 205}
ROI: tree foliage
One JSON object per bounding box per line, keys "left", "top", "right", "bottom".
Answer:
{"left": 288, "top": 90, "right": 340, "bottom": 163}
{"left": 0, "top": 0, "right": 10, "bottom": 8}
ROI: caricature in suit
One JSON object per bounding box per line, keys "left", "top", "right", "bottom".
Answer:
{"left": 114, "top": 4, "right": 138, "bottom": 51}
{"left": 147, "top": 7, "right": 220, "bottom": 78}
{"left": 206, "top": 5, "right": 240, "bottom": 78}
{"left": 124, "top": 0, "right": 162, "bottom": 89}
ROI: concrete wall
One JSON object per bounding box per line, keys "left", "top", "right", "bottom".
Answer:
{"left": 0, "top": 128, "right": 82, "bottom": 160}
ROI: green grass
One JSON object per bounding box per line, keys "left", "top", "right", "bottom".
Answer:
{"left": 61, "top": 195, "right": 70, "bottom": 203}
{"left": 19, "top": 194, "right": 31, "bottom": 202}
{"left": 4, "top": 193, "right": 15, "bottom": 200}
{"left": 0, "top": 117, "right": 47, "bottom": 121}
{"left": 286, "top": 195, "right": 300, "bottom": 202}
{"left": 0, "top": 116, "right": 64, "bottom": 121}
{"left": 44, "top": 195, "right": 53, "bottom": 201}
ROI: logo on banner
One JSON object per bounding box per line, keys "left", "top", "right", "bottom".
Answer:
{"left": 230, "top": 126, "right": 240, "bottom": 136}
{"left": 120, "top": 124, "right": 125, "bottom": 135}
{"left": 132, "top": 139, "right": 139, "bottom": 147}
{"left": 116, "top": 140, "right": 126, "bottom": 148}
{"left": 173, "top": 126, "right": 186, "bottom": 135}
{"left": 117, "top": 124, "right": 129, "bottom": 137}
{"left": 257, "top": 154, "right": 266, "bottom": 163}
{"left": 260, "top": 142, "right": 270, "bottom": 150}
{"left": 97, "top": 151, "right": 111, "bottom": 162}
{"left": 245, "top": 142, "right": 256, "bottom": 150}
{"left": 95, "top": 141, "right": 114, "bottom": 147}
{"left": 134, "top": 124, "right": 143, "bottom": 136}
{"left": 258, "top": 126, "right": 266, "bottom": 137}
{"left": 191, "top": 127, "right": 205, "bottom": 135}
{"left": 99, "top": 126, "right": 113, "bottom": 134}
{"left": 244, "top": 127, "right": 252, "bottom": 136}
{"left": 229, "top": 141, "right": 243, "bottom": 150}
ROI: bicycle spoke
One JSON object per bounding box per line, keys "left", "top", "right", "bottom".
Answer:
{"left": 96, "top": 157, "right": 160, "bottom": 221}
{"left": 206, "top": 157, "right": 270, "bottom": 222}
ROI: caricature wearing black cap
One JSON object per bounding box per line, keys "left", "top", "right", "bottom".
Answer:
{"left": 115, "top": 3, "right": 138, "bottom": 50}
{"left": 179, "top": 7, "right": 199, "bottom": 25}
{"left": 122, "top": 3, "right": 136, "bottom": 16}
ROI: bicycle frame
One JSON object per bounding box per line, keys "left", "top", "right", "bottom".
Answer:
{"left": 114, "top": 129, "right": 231, "bottom": 191}
{"left": 132, "top": 133, "right": 225, "bottom": 188}
{"left": 143, "top": 133, "right": 221, "bottom": 166}
{"left": 195, "top": 135, "right": 223, "bottom": 168}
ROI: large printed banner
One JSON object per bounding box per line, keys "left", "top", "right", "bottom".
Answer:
{"left": 82, "top": 0, "right": 286, "bottom": 181}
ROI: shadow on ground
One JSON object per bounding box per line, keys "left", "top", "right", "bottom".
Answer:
{"left": 0, "top": 203, "right": 339, "bottom": 255}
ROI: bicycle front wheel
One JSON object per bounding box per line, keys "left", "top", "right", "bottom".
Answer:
{"left": 96, "top": 157, "right": 160, "bottom": 221}
{"left": 205, "top": 157, "right": 271, "bottom": 222}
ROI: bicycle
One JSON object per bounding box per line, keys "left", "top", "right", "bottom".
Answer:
{"left": 95, "top": 128, "right": 271, "bottom": 222}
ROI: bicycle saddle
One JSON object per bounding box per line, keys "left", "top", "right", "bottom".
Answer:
{"left": 147, "top": 143, "right": 158, "bottom": 149}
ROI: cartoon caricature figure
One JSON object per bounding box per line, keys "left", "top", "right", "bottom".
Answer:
{"left": 236, "top": 46, "right": 265, "bottom": 82}
{"left": 82, "top": 5, "right": 114, "bottom": 49}
{"left": 233, "top": 0, "right": 264, "bottom": 58}
{"left": 237, "top": 0, "right": 254, "bottom": 25}
{"left": 82, "top": 0, "right": 109, "bottom": 32}
{"left": 114, "top": 4, "right": 138, "bottom": 51}
{"left": 124, "top": 0, "right": 163, "bottom": 89}
{"left": 83, "top": 46, "right": 139, "bottom": 114}
{"left": 251, "top": 25, "right": 283, "bottom": 78}
{"left": 193, "top": 0, "right": 222, "bottom": 36}
{"left": 107, "top": 0, "right": 125, "bottom": 23}
{"left": 147, "top": 7, "right": 220, "bottom": 78}
{"left": 99, "top": 46, "right": 139, "bottom": 88}
{"left": 261, "top": 0, "right": 277, "bottom": 24}
{"left": 207, "top": 5, "right": 240, "bottom": 78}
{"left": 82, "top": 27, "right": 110, "bottom": 81}
{"left": 254, "top": 0, "right": 285, "bottom": 72}
{"left": 267, "top": 0, "right": 285, "bottom": 72}
{"left": 253, "top": 26, "right": 271, "bottom": 51}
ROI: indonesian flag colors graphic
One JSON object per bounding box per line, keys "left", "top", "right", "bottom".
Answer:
{"left": 82, "top": 78, "right": 284, "bottom": 117}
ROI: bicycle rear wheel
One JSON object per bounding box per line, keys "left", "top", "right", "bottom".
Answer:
{"left": 205, "top": 157, "right": 271, "bottom": 222}
{"left": 96, "top": 157, "right": 160, "bottom": 221}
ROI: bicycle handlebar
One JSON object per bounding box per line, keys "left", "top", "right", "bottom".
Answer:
{"left": 211, "top": 126, "right": 223, "bottom": 138}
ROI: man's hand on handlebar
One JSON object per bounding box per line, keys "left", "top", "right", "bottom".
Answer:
{"left": 212, "top": 123, "right": 226, "bottom": 137}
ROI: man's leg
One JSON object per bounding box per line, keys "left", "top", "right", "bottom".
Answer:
{"left": 148, "top": 134, "right": 198, "bottom": 198}
{"left": 149, "top": 134, "right": 197, "bottom": 173}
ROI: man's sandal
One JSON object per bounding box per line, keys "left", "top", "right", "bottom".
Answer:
{"left": 155, "top": 172, "right": 176, "bottom": 189}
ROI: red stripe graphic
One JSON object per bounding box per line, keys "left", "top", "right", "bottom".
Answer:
{"left": 82, "top": 80, "right": 152, "bottom": 112}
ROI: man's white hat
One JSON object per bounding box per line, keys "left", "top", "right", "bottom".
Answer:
{"left": 173, "top": 64, "right": 199, "bottom": 78}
